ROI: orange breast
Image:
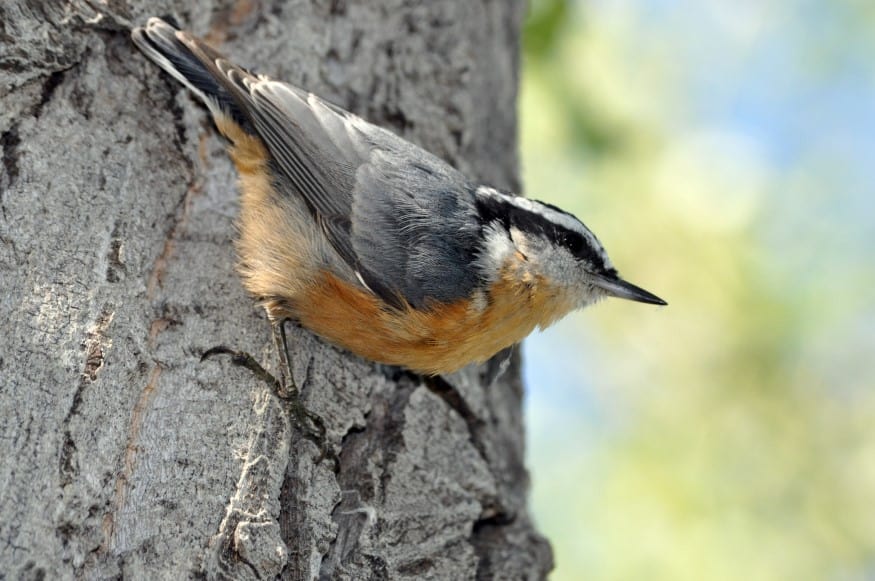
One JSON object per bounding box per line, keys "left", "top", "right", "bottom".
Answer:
{"left": 288, "top": 258, "right": 577, "bottom": 375}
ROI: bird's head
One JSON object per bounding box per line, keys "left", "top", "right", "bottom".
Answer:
{"left": 475, "top": 188, "right": 667, "bottom": 309}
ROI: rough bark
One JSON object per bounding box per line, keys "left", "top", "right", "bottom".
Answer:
{"left": 0, "top": 1, "right": 552, "bottom": 579}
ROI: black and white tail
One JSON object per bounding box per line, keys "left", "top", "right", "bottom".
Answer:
{"left": 131, "top": 17, "right": 254, "bottom": 132}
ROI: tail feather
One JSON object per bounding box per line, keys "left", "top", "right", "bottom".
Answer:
{"left": 131, "top": 18, "right": 254, "bottom": 133}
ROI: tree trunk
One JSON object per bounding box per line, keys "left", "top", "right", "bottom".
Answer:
{"left": 0, "top": 1, "right": 552, "bottom": 579}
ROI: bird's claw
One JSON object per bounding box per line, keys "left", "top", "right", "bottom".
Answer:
{"left": 201, "top": 344, "right": 336, "bottom": 467}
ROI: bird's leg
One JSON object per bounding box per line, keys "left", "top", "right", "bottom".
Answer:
{"left": 270, "top": 317, "right": 295, "bottom": 400}
{"left": 201, "top": 320, "right": 332, "bottom": 465}
{"left": 268, "top": 318, "right": 332, "bottom": 462}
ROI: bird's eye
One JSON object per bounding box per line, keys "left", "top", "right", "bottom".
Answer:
{"left": 565, "top": 233, "right": 584, "bottom": 256}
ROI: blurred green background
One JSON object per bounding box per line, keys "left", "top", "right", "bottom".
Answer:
{"left": 520, "top": 1, "right": 875, "bottom": 579}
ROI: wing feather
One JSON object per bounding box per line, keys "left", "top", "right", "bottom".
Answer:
{"left": 141, "top": 18, "right": 483, "bottom": 309}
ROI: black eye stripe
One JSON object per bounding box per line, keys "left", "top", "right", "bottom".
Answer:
{"left": 564, "top": 232, "right": 584, "bottom": 254}
{"left": 558, "top": 231, "right": 590, "bottom": 259}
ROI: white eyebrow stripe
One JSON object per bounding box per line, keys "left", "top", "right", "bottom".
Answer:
{"left": 476, "top": 186, "right": 587, "bottom": 235}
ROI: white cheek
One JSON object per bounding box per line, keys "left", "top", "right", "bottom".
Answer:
{"left": 577, "top": 287, "right": 606, "bottom": 308}
{"left": 541, "top": 248, "right": 581, "bottom": 287}
{"left": 573, "top": 273, "right": 612, "bottom": 308}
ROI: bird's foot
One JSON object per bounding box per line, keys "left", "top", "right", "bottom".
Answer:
{"left": 201, "top": 346, "right": 335, "bottom": 466}
{"left": 202, "top": 346, "right": 280, "bottom": 390}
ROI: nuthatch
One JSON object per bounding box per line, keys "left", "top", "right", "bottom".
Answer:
{"left": 132, "top": 18, "right": 666, "bottom": 378}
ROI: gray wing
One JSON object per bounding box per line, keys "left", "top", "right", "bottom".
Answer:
{"left": 143, "top": 24, "right": 483, "bottom": 308}
{"left": 221, "top": 71, "right": 483, "bottom": 309}
{"left": 348, "top": 139, "right": 484, "bottom": 309}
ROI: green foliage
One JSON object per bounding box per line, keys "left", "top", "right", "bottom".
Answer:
{"left": 523, "top": 0, "right": 570, "bottom": 58}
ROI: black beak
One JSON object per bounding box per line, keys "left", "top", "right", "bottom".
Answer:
{"left": 593, "top": 275, "right": 668, "bottom": 306}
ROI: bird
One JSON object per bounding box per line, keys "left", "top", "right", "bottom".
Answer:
{"left": 131, "top": 17, "right": 666, "bottom": 386}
